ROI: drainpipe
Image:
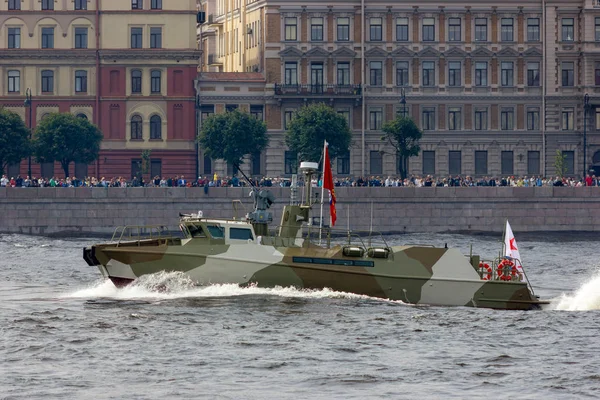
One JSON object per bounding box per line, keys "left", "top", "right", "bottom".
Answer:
{"left": 361, "top": 0, "right": 365, "bottom": 178}
{"left": 95, "top": 0, "right": 101, "bottom": 178}
{"left": 542, "top": 0, "right": 546, "bottom": 176}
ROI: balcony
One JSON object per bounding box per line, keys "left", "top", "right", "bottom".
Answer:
{"left": 274, "top": 84, "right": 362, "bottom": 98}
{"left": 207, "top": 54, "right": 222, "bottom": 66}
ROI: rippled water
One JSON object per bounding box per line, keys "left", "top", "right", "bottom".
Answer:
{"left": 1, "top": 232, "right": 599, "bottom": 399}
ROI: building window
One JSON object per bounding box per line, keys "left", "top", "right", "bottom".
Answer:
{"left": 310, "top": 63, "right": 323, "bottom": 93}
{"left": 563, "top": 151, "right": 574, "bottom": 175}
{"left": 449, "top": 151, "right": 461, "bottom": 175}
{"left": 151, "top": 70, "right": 161, "bottom": 93}
{"left": 337, "top": 17, "right": 349, "bottom": 41}
{"left": 41, "top": 27, "right": 54, "bottom": 49}
{"left": 501, "top": 151, "right": 514, "bottom": 175}
{"left": 132, "top": 0, "right": 142, "bottom": 9}
{"left": 150, "top": 115, "right": 162, "bottom": 139}
{"left": 151, "top": 0, "right": 162, "bottom": 9}
{"left": 42, "top": 0, "right": 54, "bottom": 10}
{"left": 448, "top": 18, "right": 461, "bottom": 41}
{"left": 131, "top": 27, "right": 143, "bottom": 48}
{"left": 370, "top": 17, "right": 382, "bottom": 41}
{"left": 8, "top": 28, "right": 20, "bottom": 49}
{"left": 369, "top": 61, "right": 382, "bottom": 86}
{"left": 475, "top": 18, "right": 487, "bottom": 41}
{"left": 284, "top": 110, "right": 295, "bottom": 129}
{"left": 596, "top": 67, "right": 600, "bottom": 86}
{"left": 75, "top": 0, "right": 88, "bottom": 10}
{"left": 562, "top": 108, "right": 574, "bottom": 130}
{"left": 422, "top": 18, "right": 435, "bottom": 41}
{"left": 527, "top": 108, "right": 539, "bottom": 130}
{"left": 475, "top": 151, "right": 488, "bottom": 175}
{"left": 311, "top": 17, "right": 323, "bottom": 41}
{"left": 448, "top": 108, "right": 461, "bottom": 130}
{"left": 501, "top": 108, "right": 514, "bottom": 130}
{"left": 423, "top": 151, "right": 435, "bottom": 174}
{"left": 41, "top": 70, "right": 54, "bottom": 93}
{"left": 200, "top": 104, "right": 214, "bottom": 121}
{"left": 284, "top": 62, "right": 297, "bottom": 85}
{"left": 8, "top": 70, "right": 20, "bottom": 93}
{"left": 396, "top": 61, "right": 409, "bottom": 86}
{"left": 76, "top": 113, "right": 87, "bottom": 119}
{"left": 474, "top": 107, "right": 487, "bottom": 130}
{"left": 150, "top": 27, "right": 162, "bottom": 48}
{"left": 337, "top": 62, "right": 350, "bottom": 85}
{"left": 448, "top": 61, "right": 461, "bottom": 86}
{"left": 369, "top": 109, "right": 382, "bottom": 130}
{"left": 284, "top": 151, "right": 297, "bottom": 174}
{"left": 562, "top": 18, "right": 574, "bottom": 41}
{"left": 501, "top": 18, "right": 513, "bottom": 41}
{"left": 596, "top": 18, "right": 600, "bottom": 41}
{"left": 284, "top": 17, "right": 297, "bottom": 41}
{"left": 75, "top": 27, "right": 88, "bottom": 49}
{"left": 528, "top": 151, "right": 540, "bottom": 175}
{"left": 131, "top": 70, "right": 142, "bottom": 93}
{"left": 250, "top": 105, "right": 263, "bottom": 121}
{"left": 562, "top": 62, "right": 574, "bottom": 87}
{"left": 396, "top": 17, "right": 408, "bottom": 41}
{"left": 75, "top": 70, "right": 87, "bottom": 92}
{"left": 8, "top": 0, "right": 21, "bottom": 10}
{"left": 527, "top": 18, "right": 540, "bottom": 41}
{"left": 369, "top": 151, "right": 383, "bottom": 175}
{"left": 226, "top": 104, "right": 238, "bottom": 112}
{"left": 422, "top": 61, "right": 435, "bottom": 86}
{"left": 475, "top": 62, "right": 487, "bottom": 86}
{"left": 501, "top": 62, "right": 514, "bottom": 86}
{"left": 337, "top": 151, "right": 350, "bottom": 174}
{"left": 131, "top": 115, "right": 143, "bottom": 140}
{"left": 527, "top": 62, "right": 540, "bottom": 86}
{"left": 337, "top": 109, "right": 350, "bottom": 124}
{"left": 422, "top": 108, "right": 435, "bottom": 130}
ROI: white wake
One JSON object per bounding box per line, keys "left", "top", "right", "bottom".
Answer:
{"left": 553, "top": 271, "right": 600, "bottom": 311}
{"left": 64, "top": 271, "right": 403, "bottom": 303}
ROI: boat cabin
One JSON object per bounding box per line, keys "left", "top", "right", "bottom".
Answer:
{"left": 180, "top": 217, "right": 257, "bottom": 244}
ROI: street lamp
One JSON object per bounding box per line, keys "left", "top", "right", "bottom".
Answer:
{"left": 584, "top": 93, "right": 591, "bottom": 180}
{"left": 23, "top": 88, "right": 32, "bottom": 178}
{"left": 400, "top": 87, "right": 407, "bottom": 118}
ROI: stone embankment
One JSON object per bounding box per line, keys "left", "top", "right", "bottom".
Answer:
{"left": 0, "top": 186, "right": 599, "bottom": 236}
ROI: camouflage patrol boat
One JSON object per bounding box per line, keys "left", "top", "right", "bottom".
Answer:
{"left": 84, "top": 162, "right": 548, "bottom": 310}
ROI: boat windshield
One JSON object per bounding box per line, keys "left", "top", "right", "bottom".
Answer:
{"left": 206, "top": 225, "right": 225, "bottom": 239}
{"left": 188, "top": 224, "right": 206, "bottom": 238}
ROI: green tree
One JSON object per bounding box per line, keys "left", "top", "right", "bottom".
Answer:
{"left": 381, "top": 116, "right": 422, "bottom": 179}
{"left": 554, "top": 149, "right": 568, "bottom": 178}
{"left": 0, "top": 108, "right": 31, "bottom": 176}
{"left": 285, "top": 103, "right": 352, "bottom": 162}
{"left": 33, "top": 112, "right": 103, "bottom": 178}
{"left": 198, "top": 109, "right": 268, "bottom": 171}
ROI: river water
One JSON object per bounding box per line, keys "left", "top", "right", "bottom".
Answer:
{"left": 1, "top": 232, "right": 599, "bottom": 399}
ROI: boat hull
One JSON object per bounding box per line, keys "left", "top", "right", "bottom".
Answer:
{"left": 84, "top": 240, "right": 545, "bottom": 310}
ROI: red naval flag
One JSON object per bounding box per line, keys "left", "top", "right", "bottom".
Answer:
{"left": 323, "top": 144, "right": 337, "bottom": 226}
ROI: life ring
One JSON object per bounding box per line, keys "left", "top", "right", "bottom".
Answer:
{"left": 478, "top": 262, "right": 492, "bottom": 280}
{"left": 497, "top": 259, "right": 516, "bottom": 281}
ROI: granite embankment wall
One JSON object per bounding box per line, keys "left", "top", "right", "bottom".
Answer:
{"left": 1, "top": 186, "right": 600, "bottom": 236}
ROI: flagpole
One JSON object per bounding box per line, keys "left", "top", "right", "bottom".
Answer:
{"left": 319, "top": 140, "right": 327, "bottom": 245}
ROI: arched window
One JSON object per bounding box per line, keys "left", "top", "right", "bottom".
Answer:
{"left": 131, "top": 115, "right": 142, "bottom": 140}
{"left": 41, "top": 113, "right": 50, "bottom": 120}
{"left": 151, "top": 70, "right": 161, "bottom": 93}
{"left": 150, "top": 115, "right": 162, "bottom": 139}
{"left": 131, "top": 69, "right": 142, "bottom": 93}
{"left": 76, "top": 113, "right": 88, "bottom": 120}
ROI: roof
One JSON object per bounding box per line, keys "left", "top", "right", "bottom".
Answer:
{"left": 200, "top": 72, "right": 265, "bottom": 82}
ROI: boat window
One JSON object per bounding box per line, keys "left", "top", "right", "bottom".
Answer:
{"left": 188, "top": 224, "right": 206, "bottom": 238}
{"left": 292, "top": 257, "right": 374, "bottom": 268}
{"left": 230, "top": 227, "right": 254, "bottom": 240}
{"left": 206, "top": 225, "right": 224, "bottom": 239}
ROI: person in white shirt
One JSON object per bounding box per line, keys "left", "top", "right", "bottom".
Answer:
{"left": 0, "top": 175, "right": 8, "bottom": 187}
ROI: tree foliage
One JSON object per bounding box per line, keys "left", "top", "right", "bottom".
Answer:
{"left": 381, "top": 116, "right": 422, "bottom": 179}
{"left": 554, "top": 149, "right": 568, "bottom": 178}
{"left": 0, "top": 108, "right": 31, "bottom": 176}
{"left": 285, "top": 103, "right": 352, "bottom": 162}
{"left": 33, "top": 113, "right": 103, "bottom": 178}
{"left": 198, "top": 109, "right": 268, "bottom": 170}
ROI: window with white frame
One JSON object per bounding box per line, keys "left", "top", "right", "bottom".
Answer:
{"left": 475, "top": 61, "right": 487, "bottom": 86}
{"left": 562, "top": 18, "right": 574, "bottom": 41}
{"left": 474, "top": 107, "right": 487, "bottom": 130}
{"left": 396, "top": 61, "right": 409, "bottom": 86}
{"left": 448, "top": 18, "right": 461, "bottom": 41}
{"left": 396, "top": 17, "right": 409, "bottom": 41}
{"left": 501, "top": 18, "right": 513, "bottom": 41}
{"left": 75, "top": 27, "right": 88, "bottom": 49}
{"left": 75, "top": 70, "right": 88, "bottom": 93}
{"left": 527, "top": 108, "right": 539, "bottom": 130}
{"left": 337, "top": 62, "right": 350, "bottom": 85}
{"left": 337, "top": 17, "right": 349, "bottom": 41}
{"left": 501, "top": 108, "right": 514, "bottom": 130}
{"left": 8, "top": 70, "right": 20, "bottom": 93}
{"left": 422, "top": 107, "right": 435, "bottom": 130}
{"left": 448, "top": 61, "right": 461, "bottom": 86}
{"left": 561, "top": 62, "right": 574, "bottom": 87}
{"left": 562, "top": 108, "right": 574, "bottom": 130}
{"left": 422, "top": 61, "right": 435, "bottom": 86}
{"left": 311, "top": 17, "right": 323, "bottom": 41}
{"left": 284, "top": 62, "right": 298, "bottom": 85}
{"left": 370, "top": 18, "right": 382, "bottom": 41}
{"left": 8, "top": 0, "right": 21, "bottom": 10}
{"left": 369, "top": 109, "right": 383, "bottom": 130}
{"left": 527, "top": 62, "right": 540, "bottom": 86}
{"left": 527, "top": 18, "right": 540, "bottom": 41}
{"left": 501, "top": 62, "right": 514, "bottom": 86}
{"left": 285, "top": 18, "right": 297, "bottom": 41}
{"left": 422, "top": 18, "right": 435, "bottom": 41}
{"left": 284, "top": 110, "right": 295, "bottom": 129}
{"left": 8, "top": 27, "right": 20, "bottom": 49}
{"left": 596, "top": 18, "right": 600, "bottom": 41}
{"left": 475, "top": 18, "right": 487, "bottom": 41}
{"left": 448, "top": 107, "right": 461, "bottom": 130}
{"left": 369, "top": 61, "right": 382, "bottom": 86}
